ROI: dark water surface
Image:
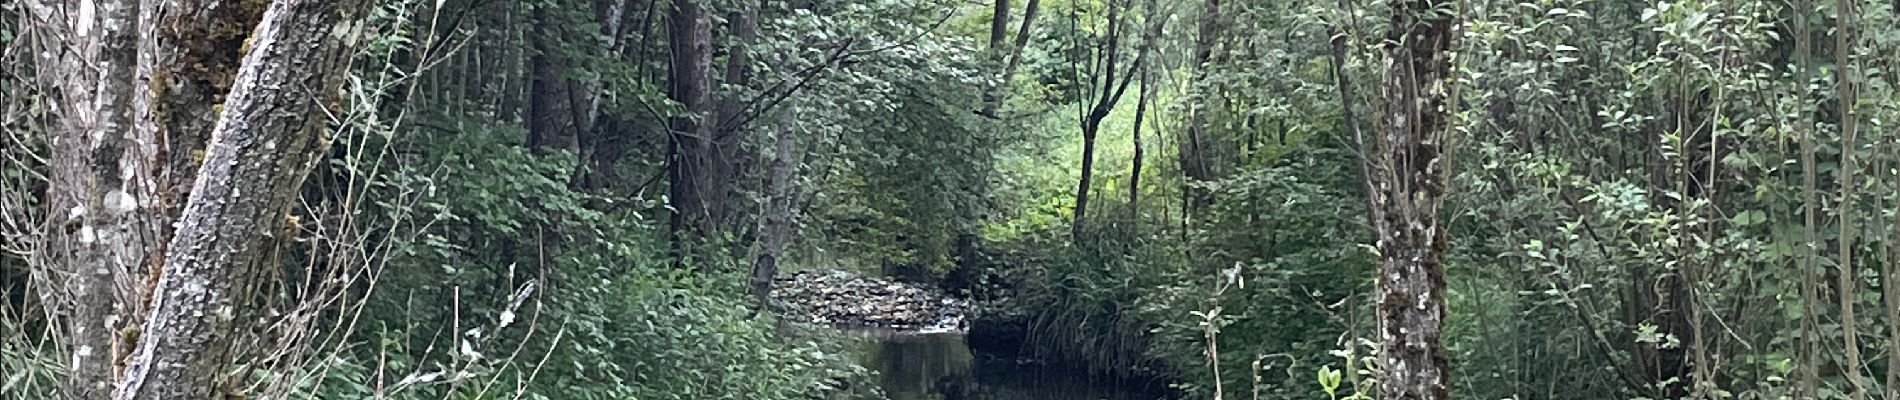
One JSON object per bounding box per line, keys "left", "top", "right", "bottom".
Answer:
{"left": 850, "top": 330, "right": 1166, "bottom": 400}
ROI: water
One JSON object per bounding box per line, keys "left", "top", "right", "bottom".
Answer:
{"left": 851, "top": 329, "right": 1166, "bottom": 400}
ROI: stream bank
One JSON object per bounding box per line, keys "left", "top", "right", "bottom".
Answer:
{"left": 771, "top": 270, "right": 1167, "bottom": 400}
{"left": 850, "top": 329, "right": 1168, "bottom": 400}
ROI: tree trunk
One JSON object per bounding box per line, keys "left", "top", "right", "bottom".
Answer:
{"left": 981, "top": 0, "right": 1040, "bottom": 118}
{"left": 1179, "top": 0, "right": 1223, "bottom": 211}
{"left": 1071, "top": 0, "right": 1134, "bottom": 238}
{"left": 750, "top": 114, "right": 797, "bottom": 307}
{"left": 1073, "top": 123, "right": 1100, "bottom": 237}
{"left": 1367, "top": 0, "right": 1456, "bottom": 397}
{"left": 112, "top": 0, "right": 372, "bottom": 397}
{"left": 582, "top": 0, "right": 644, "bottom": 190}
{"left": 25, "top": 1, "right": 145, "bottom": 397}
{"left": 1884, "top": 124, "right": 1899, "bottom": 400}
{"left": 1835, "top": 0, "right": 1862, "bottom": 396}
{"left": 666, "top": 0, "right": 718, "bottom": 252}
{"left": 1129, "top": 69, "right": 1151, "bottom": 213}
{"left": 989, "top": 0, "right": 1009, "bottom": 50}
{"left": 1792, "top": 0, "right": 1820, "bottom": 394}
{"left": 141, "top": 0, "right": 267, "bottom": 248}
{"left": 528, "top": 5, "right": 584, "bottom": 156}
{"left": 716, "top": 3, "right": 758, "bottom": 129}
{"left": 1127, "top": 0, "right": 1165, "bottom": 216}
{"left": 707, "top": 1, "right": 758, "bottom": 239}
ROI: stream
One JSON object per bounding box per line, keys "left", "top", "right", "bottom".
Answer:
{"left": 848, "top": 329, "right": 1166, "bottom": 400}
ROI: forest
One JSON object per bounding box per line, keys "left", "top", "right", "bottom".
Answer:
{"left": 1, "top": 0, "right": 1898, "bottom": 399}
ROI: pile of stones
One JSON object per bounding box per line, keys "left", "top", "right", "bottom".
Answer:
{"left": 771, "top": 270, "right": 972, "bottom": 332}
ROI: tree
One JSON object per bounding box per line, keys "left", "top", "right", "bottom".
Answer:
{"left": 981, "top": 0, "right": 1041, "bottom": 118}
{"left": 1126, "top": 0, "right": 1167, "bottom": 217}
{"left": 1366, "top": 0, "right": 1456, "bottom": 397}
{"left": 528, "top": 4, "right": 586, "bottom": 156}
{"left": 112, "top": 0, "right": 374, "bottom": 397}
{"left": 1834, "top": 0, "right": 1862, "bottom": 396}
{"left": 666, "top": 0, "right": 718, "bottom": 252}
{"left": 1070, "top": 0, "right": 1139, "bottom": 237}
{"left": 24, "top": 1, "right": 145, "bottom": 397}
{"left": 1793, "top": 0, "right": 1820, "bottom": 394}
{"left": 750, "top": 114, "right": 797, "bottom": 306}
{"left": 1177, "top": 0, "right": 1223, "bottom": 213}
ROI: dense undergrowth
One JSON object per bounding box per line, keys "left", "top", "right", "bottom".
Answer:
{"left": 8, "top": 0, "right": 1900, "bottom": 398}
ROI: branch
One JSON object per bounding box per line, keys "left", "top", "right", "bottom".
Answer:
{"left": 712, "top": 6, "right": 960, "bottom": 136}
{"left": 712, "top": 38, "right": 854, "bottom": 136}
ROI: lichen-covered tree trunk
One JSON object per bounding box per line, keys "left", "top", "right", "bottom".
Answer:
{"left": 25, "top": 1, "right": 147, "bottom": 397}
{"left": 1367, "top": 0, "right": 1456, "bottom": 397}
{"left": 111, "top": 0, "right": 372, "bottom": 398}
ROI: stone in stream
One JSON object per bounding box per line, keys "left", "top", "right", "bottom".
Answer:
{"left": 770, "top": 270, "right": 972, "bottom": 332}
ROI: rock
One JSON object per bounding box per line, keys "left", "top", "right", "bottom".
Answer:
{"left": 771, "top": 270, "right": 973, "bottom": 332}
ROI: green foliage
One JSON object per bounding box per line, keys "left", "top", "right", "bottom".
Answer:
{"left": 302, "top": 116, "right": 877, "bottom": 400}
{"left": 10, "top": 0, "right": 1900, "bottom": 397}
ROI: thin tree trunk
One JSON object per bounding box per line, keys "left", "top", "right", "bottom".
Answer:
{"left": 1129, "top": 69, "right": 1151, "bottom": 213}
{"left": 578, "top": 0, "right": 634, "bottom": 190}
{"left": 1883, "top": 119, "right": 1899, "bottom": 400}
{"left": 1178, "top": 0, "right": 1223, "bottom": 211}
{"left": 112, "top": 0, "right": 373, "bottom": 397}
{"left": 982, "top": 0, "right": 1041, "bottom": 117}
{"left": 716, "top": 2, "right": 758, "bottom": 128}
{"left": 1074, "top": 123, "right": 1100, "bottom": 237}
{"left": 1368, "top": 0, "right": 1456, "bottom": 397}
{"left": 750, "top": 114, "right": 797, "bottom": 307}
{"left": 25, "top": 1, "right": 145, "bottom": 397}
{"left": 990, "top": 0, "right": 1009, "bottom": 50}
{"left": 706, "top": 1, "right": 758, "bottom": 235}
{"left": 1793, "top": 0, "right": 1820, "bottom": 394}
{"left": 1327, "top": 0, "right": 1374, "bottom": 230}
{"left": 1835, "top": 0, "right": 1862, "bottom": 396}
{"left": 981, "top": 0, "right": 1010, "bottom": 113}
{"left": 1072, "top": 0, "right": 1136, "bottom": 238}
{"left": 1127, "top": 0, "right": 1165, "bottom": 215}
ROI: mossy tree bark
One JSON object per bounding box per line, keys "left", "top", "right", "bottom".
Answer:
{"left": 111, "top": 0, "right": 372, "bottom": 398}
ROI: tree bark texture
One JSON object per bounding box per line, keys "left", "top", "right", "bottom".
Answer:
{"left": 140, "top": 0, "right": 266, "bottom": 241}
{"left": 1129, "top": 67, "right": 1151, "bottom": 213}
{"left": 112, "top": 0, "right": 372, "bottom": 398}
{"left": 666, "top": 0, "right": 719, "bottom": 246}
{"left": 1368, "top": 0, "right": 1455, "bottom": 397}
{"left": 25, "top": 1, "right": 147, "bottom": 397}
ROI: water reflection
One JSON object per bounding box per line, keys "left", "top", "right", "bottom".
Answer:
{"left": 852, "top": 330, "right": 1164, "bottom": 400}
